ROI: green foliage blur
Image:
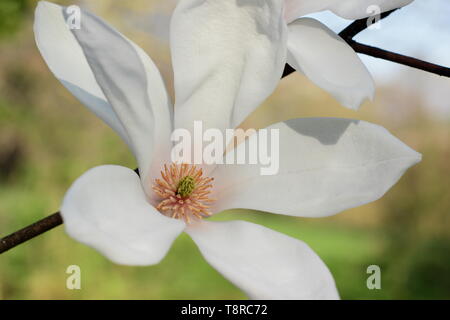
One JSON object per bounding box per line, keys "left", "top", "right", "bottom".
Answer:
{"left": 0, "top": 0, "right": 31, "bottom": 38}
{"left": 1, "top": 1, "right": 449, "bottom": 299}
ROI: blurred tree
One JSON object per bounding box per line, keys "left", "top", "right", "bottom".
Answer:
{"left": 0, "top": 0, "right": 31, "bottom": 38}
{"left": 400, "top": 238, "right": 450, "bottom": 299}
{"left": 379, "top": 114, "right": 450, "bottom": 299}
{"left": 0, "top": 130, "right": 24, "bottom": 182}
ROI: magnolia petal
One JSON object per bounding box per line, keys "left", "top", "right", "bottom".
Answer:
{"left": 34, "top": 1, "right": 173, "bottom": 188}
{"left": 171, "top": 0, "right": 287, "bottom": 135}
{"left": 34, "top": 1, "right": 129, "bottom": 145}
{"left": 284, "top": 0, "right": 414, "bottom": 23}
{"left": 61, "top": 165, "right": 185, "bottom": 266}
{"left": 212, "top": 118, "right": 421, "bottom": 218}
{"left": 287, "top": 18, "right": 374, "bottom": 110}
{"left": 187, "top": 220, "right": 339, "bottom": 299}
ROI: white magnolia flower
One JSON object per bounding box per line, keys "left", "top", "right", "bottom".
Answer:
{"left": 34, "top": 0, "right": 421, "bottom": 299}
{"left": 283, "top": 0, "right": 414, "bottom": 109}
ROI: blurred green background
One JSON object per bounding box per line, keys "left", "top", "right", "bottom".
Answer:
{"left": 1, "top": 0, "right": 450, "bottom": 299}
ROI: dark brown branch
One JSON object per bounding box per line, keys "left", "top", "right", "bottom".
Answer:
{"left": 0, "top": 212, "right": 62, "bottom": 254}
{"left": 282, "top": 8, "right": 450, "bottom": 79}
{"left": 1, "top": 11, "right": 450, "bottom": 255}
{"left": 282, "top": 64, "right": 296, "bottom": 78}
{"left": 350, "top": 41, "right": 450, "bottom": 77}
{"left": 282, "top": 40, "right": 450, "bottom": 78}
{"left": 338, "top": 9, "right": 399, "bottom": 41}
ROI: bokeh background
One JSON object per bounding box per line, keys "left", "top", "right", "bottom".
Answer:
{"left": 1, "top": 0, "right": 449, "bottom": 299}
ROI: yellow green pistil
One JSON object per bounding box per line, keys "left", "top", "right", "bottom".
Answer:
{"left": 177, "top": 176, "right": 196, "bottom": 197}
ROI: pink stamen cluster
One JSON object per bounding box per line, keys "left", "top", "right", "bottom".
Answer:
{"left": 152, "top": 163, "right": 215, "bottom": 223}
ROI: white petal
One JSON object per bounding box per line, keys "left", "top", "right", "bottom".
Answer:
{"left": 284, "top": 0, "right": 414, "bottom": 23}
{"left": 212, "top": 118, "right": 421, "bottom": 218}
{"left": 287, "top": 18, "right": 374, "bottom": 110}
{"left": 34, "top": 1, "right": 173, "bottom": 187}
{"left": 170, "top": 0, "right": 287, "bottom": 135}
{"left": 61, "top": 165, "right": 185, "bottom": 266}
{"left": 34, "top": 1, "right": 129, "bottom": 145}
{"left": 187, "top": 220, "right": 339, "bottom": 299}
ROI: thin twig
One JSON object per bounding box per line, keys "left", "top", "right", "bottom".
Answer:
{"left": 2, "top": 10, "right": 450, "bottom": 255}
{"left": 350, "top": 41, "right": 450, "bottom": 77}
{"left": 282, "top": 64, "right": 296, "bottom": 78}
{"left": 283, "top": 40, "right": 450, "bottom": 78}
{"left": 338, "top": 9, "right": 399, "bottom": 41}
{"left": 0, "top": 212, "right": 62, "bottom": 254}
{"left": 283, "top": 8, "right": 450, "bottom": 78}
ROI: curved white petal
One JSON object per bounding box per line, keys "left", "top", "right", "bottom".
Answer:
{"left": 212, "top": 118, "right": 421, "bottom": 218}
{"left": 284, "top": 0, "right": 414, "bottom": 23}
{"left": 287, "top": 18, "right": 374, "bottom": 110}
{"left": 34, "top": 1, "right": 129, "bottom": 145}
{"left": 34, "top": 2, "right": 173, "bottom": 188}
{"left": 61, "top": 165, "right": 185, "bottom": 266}
{"left": 187, "top": 220, "right": 339, "bottom": 299}
{"left": 171, "top": 0, "right": 287, "bottom": 135}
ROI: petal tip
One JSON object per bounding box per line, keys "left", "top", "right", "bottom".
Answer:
{"left": 36, "top": 0, "right": 56, "bottom": 12}
{"left": 412, "top": 151, "right": 423, "bottom": 165}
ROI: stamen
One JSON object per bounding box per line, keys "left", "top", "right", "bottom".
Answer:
{"left": 152, "top": 163, "right": 215, "bottom": 223}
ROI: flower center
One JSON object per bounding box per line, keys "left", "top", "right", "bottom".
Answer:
{"left": 152, "top": 163, "right": 215, "bottom": 223}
